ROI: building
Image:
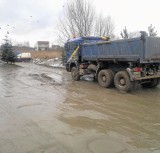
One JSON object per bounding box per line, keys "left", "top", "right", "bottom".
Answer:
{"left": 52, "top": 45, "right": 61, "bottom": 50}
{"left": 36, "top": 41, "right": 49, "bottom": 51}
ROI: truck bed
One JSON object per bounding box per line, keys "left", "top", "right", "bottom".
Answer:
{"left": 82, "top": 37, "right": 160, "bottom": 63}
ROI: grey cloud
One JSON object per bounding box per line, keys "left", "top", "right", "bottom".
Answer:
{"left": 0, "top": 0, "right": 63, "bottom": 34}
{"left": 0, "top": 0, "right": 64, "bottom": 45}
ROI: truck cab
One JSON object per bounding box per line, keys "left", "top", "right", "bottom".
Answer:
{"left": 65, "top": 36, "right": 107, "bottom": 72}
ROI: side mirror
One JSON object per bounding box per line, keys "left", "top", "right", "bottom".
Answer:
{"left": 64, "top": 43, "right": 68, "bottom": 51}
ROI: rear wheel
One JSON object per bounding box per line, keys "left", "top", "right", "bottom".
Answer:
{"left": 71, "top": 66, "right": 80, "bottom": 81}
{"left": 141, "top": 79, "right": 159, "bottom": 88}
{"left": 98, "top": 69, "right": 114, "bottom": 88}
{"left": 114, "top": 71, "right": 133, "bottom": 92}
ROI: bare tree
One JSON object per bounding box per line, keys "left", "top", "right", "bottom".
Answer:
{"left": 94, "top": 15, "right": 115, "bottom": 38}
{"left": 148, "top": 24, "right": 157, "bottom": 37}
{"left": 57, "top": 0, "right": 115, "bottom": 44}
{"left": 57, "top": 0, "right": 95, "bottom": 43}
{"left": 120, "top": 26, "right": 129, "bottom": 39}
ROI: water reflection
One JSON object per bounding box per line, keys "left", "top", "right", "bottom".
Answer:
{"left": 59, "top": 78, "right": 160, "bottom": 152}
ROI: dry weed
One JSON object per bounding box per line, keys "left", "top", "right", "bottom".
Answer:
{"left": 20, "top": 50, "right": 63, "bottom": 59}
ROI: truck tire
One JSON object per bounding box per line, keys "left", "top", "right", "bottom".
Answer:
{"left": 98, "top": 69, "right": 114, "bottom": 88}
{"left": 71, "top": 66, "right": 80, "bottom": 81}
{"left": 114, "top": 71, "right": 133, "bottom": 92}
{"left": 141, "top": 79, "right": 159, "bottom": 88}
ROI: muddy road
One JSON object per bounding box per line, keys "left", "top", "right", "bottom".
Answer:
{"left": 0, "top": 63, "right": 160, "bottom": 153}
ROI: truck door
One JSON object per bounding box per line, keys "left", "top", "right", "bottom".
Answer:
{"left": 66, "top": 42, "right": 78, "bottom": 63}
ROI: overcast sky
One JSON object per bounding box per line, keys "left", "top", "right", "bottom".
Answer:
{"left": 0, "top": 0, "right": 160, "bottom": 47}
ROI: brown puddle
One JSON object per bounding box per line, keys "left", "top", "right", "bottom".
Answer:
{"left": 0, "top": 63, "right": 160, "bottom": 153}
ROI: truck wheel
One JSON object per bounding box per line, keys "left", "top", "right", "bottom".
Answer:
{"left": 71, "top": 66, "right": 80, "bottom": 81}
{"left": 141, "top": 79, "right": 159, "bottom": 88}
{"left": 150, "top": 79, "right": 159, "bottom": 87}
{"left": 98, "top": 69, "right": 114, "bottom": 88}
{"left": 114, "top": 71, "right": 133, "bottom": 92}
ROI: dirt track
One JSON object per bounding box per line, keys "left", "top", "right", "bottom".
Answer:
{"left": 0, "top": 63, "right": 160, "bottom": 153}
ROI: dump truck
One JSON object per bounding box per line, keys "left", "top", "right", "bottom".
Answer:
{"left": 65, "top": 32, "right": 160, "bottom": 92}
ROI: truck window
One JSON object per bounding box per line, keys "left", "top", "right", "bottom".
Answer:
{"left": 69, "top": 42, "right": 78, "bottom": 51}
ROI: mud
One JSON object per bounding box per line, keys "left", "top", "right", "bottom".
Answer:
{"left": 0, "top": 63, "right": 160, "bottom": 153}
